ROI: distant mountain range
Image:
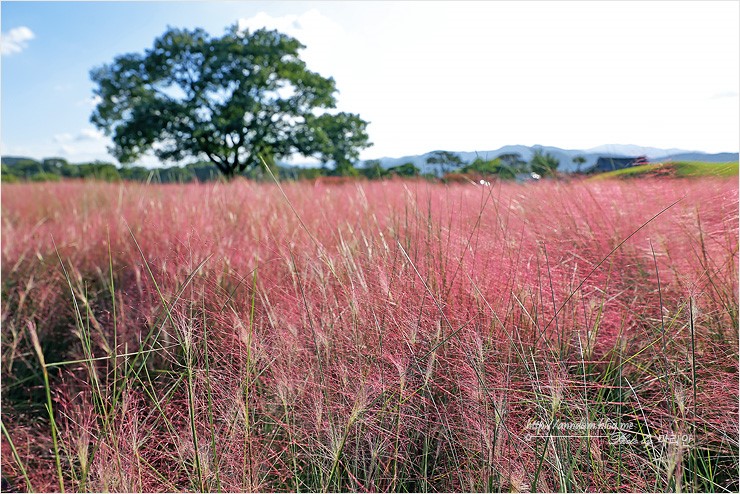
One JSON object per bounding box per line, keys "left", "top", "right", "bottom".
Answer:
{"left": 360, "top": 145, "right": 739, "bottom": 174}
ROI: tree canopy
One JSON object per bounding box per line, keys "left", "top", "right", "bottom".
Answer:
{"left": 461, "top": 157, "right": 516, "bottom": 179}
{"left": 529, "top": 150, "right": 560, "bottom": 177}
{"left": 497, "top": 153, "right": 527, "bottom": 171}
{"left": 90, "top": 25, "right": 371, "bottom": 177}
{"left": 572, "top": 155, "right": 587, "bottom": 173}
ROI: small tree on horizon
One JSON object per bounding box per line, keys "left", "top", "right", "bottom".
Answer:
{"left": 90, "top": 25, "right": 371, "bottom": 178}
{"left": 529, "top": 149, "right": 560, "bottom": 177}
{"left": 426, "top": 151, "right": 464, "bottom": 176}
{"left": 360, "top": 159, "right": 387, "bottom": 179}
{"left": 572, "top": 155, "right": 587, "bottom": 173}
{"left": 387, "top": 162, "right": 420, "bottom": 177}
{"left": 497, "top": 152, "right": 527, "bottom": 172}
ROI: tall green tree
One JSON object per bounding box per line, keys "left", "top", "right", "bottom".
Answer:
{"left": 497, "top": 152, "right": 527, "bottom": 171}
{"left": 426, "top": 151, "right": 464, "bottom": 175}
{"left": 529, "top": 150, "right": 560, "bottom": 177}
{"left": 90, "top": 25, "right": 371, "bottom": 177}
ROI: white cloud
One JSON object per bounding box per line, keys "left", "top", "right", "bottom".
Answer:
{"left": 53, "top": 133, "right": 74, "bottom": 144}
{"left": 1, "top": 26, "right": 35, "bottom": 56}
{"left": 0, "top": 140, "right": 37, "bottom": 158}
{"left": 76, "top": 94, "right": 103, "bottom": 109}
{"left": 237, "top": 9, "right": 343, "bottom": 41}
{"left": 51, "top": 128, "right": 110, "bottom": 161}
{"left": 76, "top": 128, "right": 105, "bottom": 141}
{"left": 58, "top": 143, "right": 77, "bottom": 155}
{"left": 54, "top": 128, "right": 105, "bottom": 143}
{"left": 236, "top": 10, "right": 347, "bottom": 76}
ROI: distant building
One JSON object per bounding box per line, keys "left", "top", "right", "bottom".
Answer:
{"left": 589, "top": 156, "right": 648, "bottom": 173}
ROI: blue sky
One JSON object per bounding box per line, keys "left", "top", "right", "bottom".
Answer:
{"left": 2, "top": 1, "right": 738, "bottom": 165}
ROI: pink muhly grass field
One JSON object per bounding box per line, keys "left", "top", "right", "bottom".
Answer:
{"left": 1, "top": 177, "right": 738, "bottom": 492}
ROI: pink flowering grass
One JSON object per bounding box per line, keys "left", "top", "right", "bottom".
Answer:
{"left": 1, "top": 177, "right": 737, "bottom": 492}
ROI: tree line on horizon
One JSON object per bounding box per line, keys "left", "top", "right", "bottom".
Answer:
{"left": 1, "top": 149, "right": 571, "bottom": 184}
